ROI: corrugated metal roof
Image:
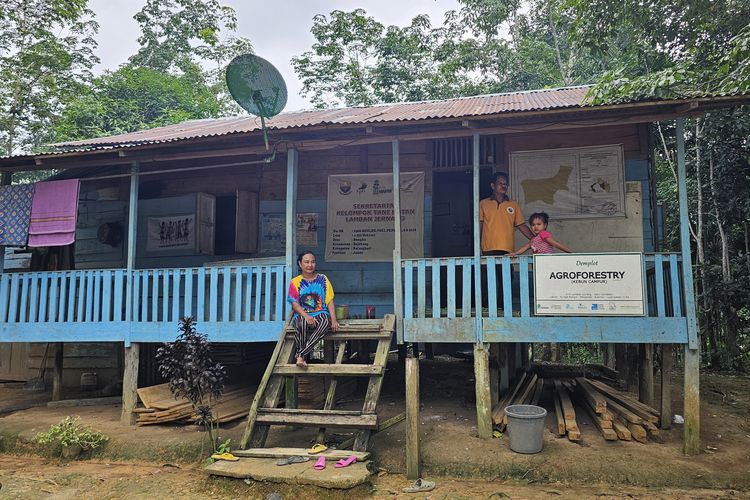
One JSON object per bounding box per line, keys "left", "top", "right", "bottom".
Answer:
{"left": 50, "top": 86, "right": 592, "bottom": 150}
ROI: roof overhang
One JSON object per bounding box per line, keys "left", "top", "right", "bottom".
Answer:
{"left": 2, "top": 93, "right": 748, "bottom": 174}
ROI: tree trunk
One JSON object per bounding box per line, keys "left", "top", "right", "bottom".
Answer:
{"left": 708, "top": 153, "right": 739, "bottom": 366}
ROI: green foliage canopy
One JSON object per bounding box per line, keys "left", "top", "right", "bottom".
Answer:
{"left": 51, "top": 65, "right": 221, "bottom": 143}
{"left": 0, "top": 0, "right": 98, "bottom": 156}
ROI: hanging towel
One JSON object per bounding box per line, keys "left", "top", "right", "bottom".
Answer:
{"left": 28, "top": 179, "right": 81, "bottom": 247}
{"left": 0, "top": 184, "right": 36, "bottom": 246}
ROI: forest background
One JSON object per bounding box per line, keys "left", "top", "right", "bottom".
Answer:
{"left": 1, "top": 0, "right": 748, "bottom": 371}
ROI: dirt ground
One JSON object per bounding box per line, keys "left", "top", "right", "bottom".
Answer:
{"left": 1, "top": 358, "right": 749, "bottom": 498}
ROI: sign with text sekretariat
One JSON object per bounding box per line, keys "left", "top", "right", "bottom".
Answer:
{"left": 533, "top": 253, "right": 645, "bottom": 316}
{"left": 325, "top": 172, "right": 424, "bottom": 262}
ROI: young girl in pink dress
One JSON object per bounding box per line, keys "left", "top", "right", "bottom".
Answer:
{"left": 512, "top": 212, "right": 572, "bottom": 255}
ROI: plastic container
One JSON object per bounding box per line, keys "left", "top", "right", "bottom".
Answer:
{"left": 335, "top": 305, "right": 349, "bottom": 320}
{"left": 504, "top": 404, "right": 547, "bottom": 454}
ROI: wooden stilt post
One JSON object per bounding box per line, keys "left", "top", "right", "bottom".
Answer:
{"left": 474, "top": 343, "right": 493, "bottom": 439}
{"left": 606, "top": 344, "right": 616, "bottom": 368}
{"left": 499, "top": 343, "right": 509, "bottom": 394}
{"left": 405, "top": 356, "right": 420, "bottom": 480}
{"left": 683, "top": 345, "right": 700, "bottom": 454}
{"left": 51, "top": 342, "right": 63, "bottom": 401}
{"left": 120, "top": 343, "right": 139, "bottom": 425}
{"left": 660, "top": 344, "right": 673, "bottom": 429}
{"left": 676, "top": 117, "right": 700, "bottom": 455}
{"left": 639, "top": 343, "right": 654, "bottom": 406}
{"left": 489, "top": 343, "right": 500, "bottom": 405}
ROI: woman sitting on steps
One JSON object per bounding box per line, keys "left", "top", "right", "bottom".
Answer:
{"left": 287, "top": 251, "right": 340, "bottom": 368}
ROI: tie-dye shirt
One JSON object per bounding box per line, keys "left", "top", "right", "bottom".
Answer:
{"left": 287, "top": 274, "right": 335, "bottom": 318}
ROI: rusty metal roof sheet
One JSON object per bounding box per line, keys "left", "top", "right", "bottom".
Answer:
{"left": 50, "top": 86, "right": 592, "bottom": 150}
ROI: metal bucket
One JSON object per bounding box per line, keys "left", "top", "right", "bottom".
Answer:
{"left": 505, "top": 404, "right": 547, "bottom": 454}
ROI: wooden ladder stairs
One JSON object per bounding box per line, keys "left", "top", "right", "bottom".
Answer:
{"left": 239, "top": 314, "right": 395, "bottom": 452}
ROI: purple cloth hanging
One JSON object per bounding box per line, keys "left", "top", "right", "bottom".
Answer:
{"left": 28, "top": 179, "right": 81, "bottom": 248}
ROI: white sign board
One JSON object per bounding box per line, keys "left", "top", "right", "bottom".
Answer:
{"left": 325, "top": 172, "right": 424, "bottom": 262}
{"left": 510, "top": 144, "right": 625, "bottom": 219}
{"left": 534, "top": 253, "right": 645, "bottom": 316}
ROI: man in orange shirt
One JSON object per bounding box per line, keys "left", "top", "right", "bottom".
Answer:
{"left": 480, "top": 172, "right": 534, "bottom": 254}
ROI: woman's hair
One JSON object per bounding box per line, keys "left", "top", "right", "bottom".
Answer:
{"left": 297, "top": 251, "right": 316, "bottom": 265}
{"left": 529, "top": 212, "right": 549, "bottom": 225}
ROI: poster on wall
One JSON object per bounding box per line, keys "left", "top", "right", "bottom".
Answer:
{"left": 325, "top": 172, "right": 424, "bottom": 262}
{"left": 260, "top": 213, "right": 285, "bottom": 254}
{"left": 510, "top": 144, "right": 625, "bottom": 219}
{"left": 147, "top": 215, "right": 195, "bottom": 251}
{"left": 296, "top": 213, "right": 318, "bottom": 247}
{"left": 533, "top": 253, "right": 644, "bottom": 316}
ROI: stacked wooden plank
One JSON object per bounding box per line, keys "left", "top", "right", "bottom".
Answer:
{"left": 571, "top": 377, "right": 661, "bottom": 442}
{"left": 491, "top": 372, "right": 544, "bottom": 431}
{"left": 489, "top": 368, "right": 662, "bottom": 444}
{"left": 134, "top": 384, "right": 254, "bottom": 425}
{"left": 552, "top": 380, "right": 581, "bottom": 441}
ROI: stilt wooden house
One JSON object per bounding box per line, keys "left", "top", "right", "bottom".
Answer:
{"left": 1, "top": 85, "right": 748, "bottom": 459}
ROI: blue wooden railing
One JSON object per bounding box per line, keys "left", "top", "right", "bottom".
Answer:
{"left": 401, "top": 253, "right": 690, "bottom": 343}
{"left": 0, "top": 265, "right": 287, "bottom": 344}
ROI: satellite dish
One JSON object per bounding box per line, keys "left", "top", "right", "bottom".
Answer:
{"left": 226, "top": 54, "right": 288, "bottom": 150}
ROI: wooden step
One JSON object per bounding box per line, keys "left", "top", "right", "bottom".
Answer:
{"left": 255, "top": 409, "right": 378, "bottom": 429}
{"left": 260, "top": 408, "right": 361, "bottom": 416}
{"left": 284, "top": 331, "right": 392, "bottom": 340}
{"left": 273, "top": 363, "right": 384, "bottom": 376}
{"left": 233, "top": 447, "right": 370, "bottom": 461}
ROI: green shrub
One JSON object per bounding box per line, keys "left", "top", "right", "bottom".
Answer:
{"left": 36, "top": 416, "right": 109, "bottom": 452}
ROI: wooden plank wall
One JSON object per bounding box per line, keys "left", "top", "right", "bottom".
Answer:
{"left": 503, "top": 124, "right": 653, "bottom": 252}
{"left": 26, "top": 342, "right": 119, "bottom": 387}
{"left": 255, "top": 141, "right": 433, "bottom": 318}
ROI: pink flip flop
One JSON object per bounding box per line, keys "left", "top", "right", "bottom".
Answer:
{"left": 314, "top": 456, "right": 326, "bottom": 470}
{"left": 334, "top": 455, "right": 357, "bottom": 468}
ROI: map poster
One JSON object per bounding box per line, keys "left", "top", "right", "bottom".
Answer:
{"left": 510, "top": 144, "right": 625, "bottom": 219}
{"left": 534, "top": 253, "right": 645, "bottom": 316}
{"left": 325, "top": 172, "right": 424, "bottom": 262}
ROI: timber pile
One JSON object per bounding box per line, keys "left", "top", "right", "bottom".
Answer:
{"left": 134, "top": 384, "right": 254, "bottom": 425}
{"left": 569, "top": 377, "right": 661, "bottom": 442}
{"left": 491, "top": 372, "right": 544, "bottom": 431}
{"left": 491, "top": 370, "right": 662, "bottom": 444}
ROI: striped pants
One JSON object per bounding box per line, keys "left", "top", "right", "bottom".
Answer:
{"left": 293, "top": 314, "right": 331, "bottom": 358}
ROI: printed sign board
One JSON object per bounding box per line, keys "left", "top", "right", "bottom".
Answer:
{"left": 325, "top": 172, "right": 424, "bottom": 262}
{"left": 533, "top": 253, "right": 645, "bottom": 316}
{"left": 147, "top": 215, "right": 195, "bottom": 251}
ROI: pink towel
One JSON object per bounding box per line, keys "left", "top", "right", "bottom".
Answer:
{"left": 28, "top": 179, "right": 80, "bottom": 247}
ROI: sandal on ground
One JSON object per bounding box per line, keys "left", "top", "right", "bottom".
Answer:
{"left": 403, "top": 478, "right": 436, "bottom": 493}
{"left": 307, "top": 443, "right": 328, "bottom": 454}
{"left": 275, "top": 455, "right": 310, "bottom": 466}
{"left": 210, "top": 452, "right": 239, "bottom": 461}
{"left": 313, "top": 456, "right": 326, "bottom": 470}
{"left": 334, "top": 455, "right": 357, "bottom": 468}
